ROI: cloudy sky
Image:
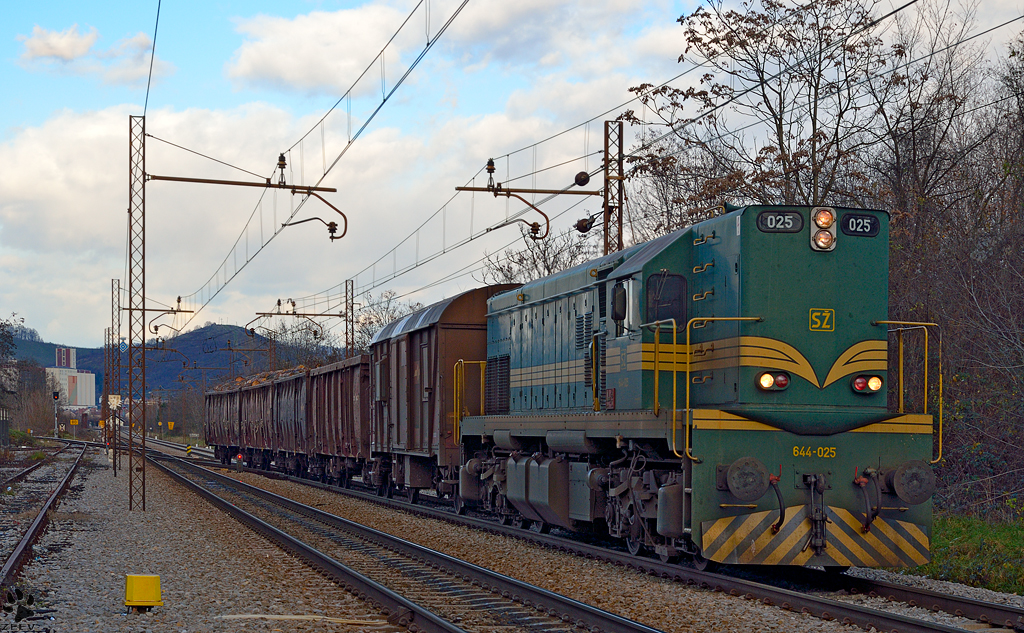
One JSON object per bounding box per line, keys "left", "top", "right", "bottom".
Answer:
{"left": 2, "top": 0, "right": 1021, "bottom": 349}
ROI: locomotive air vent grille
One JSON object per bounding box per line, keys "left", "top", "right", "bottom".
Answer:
{"left": 575, "top": 312, "right": 594, "bottom": 349}
{"left": 485, "top": 355, "right": 511, "bottom": 415}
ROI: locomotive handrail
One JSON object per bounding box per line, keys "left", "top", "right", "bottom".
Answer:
{"left": 453, "top": 359, "right": 486, "bottom": 441}
{"left": 683, "top": 316, "right": 763, "bottom": 462}
{"left": 873, "top": 320, "right": 944, "bottom": 465}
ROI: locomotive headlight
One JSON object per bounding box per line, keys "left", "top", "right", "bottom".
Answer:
{"left": 852, "top": 375, "right": 883, "bottom": 393}
{"left": 813, "top": 230, "right": 834, "bottom": 249}
{"left": 813, "top": 208, "right": 835, "bottom": 228}
{"left": 757, "top": 372, "right": 790, "bottom": 390}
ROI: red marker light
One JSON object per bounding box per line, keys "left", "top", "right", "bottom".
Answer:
{"left": 774, "top": 373, "right": 789, "bottom": 389}
{"left": 853, "top": 376, "right": 868, "bottom": 391}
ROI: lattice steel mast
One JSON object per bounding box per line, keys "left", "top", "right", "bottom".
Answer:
{"left": 128, "top": 116, "right": 146, "bottom": 510}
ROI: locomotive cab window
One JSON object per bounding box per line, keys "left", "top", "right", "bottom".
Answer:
{"left": 645, "top": 272, "right": 687, "bottom": 325}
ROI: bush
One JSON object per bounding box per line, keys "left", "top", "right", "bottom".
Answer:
{"left": 8, "top": 430, "right": 37, "bottom": 447}
{"left": 912, "top": 513, "right": 1024, "bottom": 594}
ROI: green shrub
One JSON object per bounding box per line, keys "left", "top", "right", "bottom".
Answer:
{"left": 29, "top": 450, "right": 46, "bottom": 460}
{"left": 912, "top": 513, "right": 1024, "bottom": 594}
{"left": 8, "top": 430, "right": 37, "bottom": 447}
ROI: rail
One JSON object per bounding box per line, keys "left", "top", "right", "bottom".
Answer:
{"left": 233, "top": 459, "right": 990, "bottom": 633}
{"left": 1, "top": 446, "right": 86, "bottom": 590}
{"left": 873, "top": 320, "right": 944, "bottom": 464}
{"left": 452, "top": 359, "right": 486, "bottom": 442}
{"left": 155, "top": 455, "right": 663, "bottom": 633}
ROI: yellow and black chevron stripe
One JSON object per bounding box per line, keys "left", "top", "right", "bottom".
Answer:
{"left": 701, "top": 505, "right": 929, "bottom": 566}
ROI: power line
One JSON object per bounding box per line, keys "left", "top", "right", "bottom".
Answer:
{"left": 143, "top": 0, "right": 162, "bottom": 115}
{"left": 302, "top": 0, "right": 977, "bottom": 323}
{"left": 174, "top": 0, "right": 472, "bottom": 331}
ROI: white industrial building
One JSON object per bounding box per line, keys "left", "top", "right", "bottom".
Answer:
{"left": 47, "top": 347, "right": 96, "bottom": 407}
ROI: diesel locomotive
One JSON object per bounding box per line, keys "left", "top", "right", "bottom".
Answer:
{"left": 207, "top": 203, "right": 939, "bottom": 569}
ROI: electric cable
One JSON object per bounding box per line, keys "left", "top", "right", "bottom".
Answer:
{"left": 143, "top": 0, "right": 162, "bottom": 115}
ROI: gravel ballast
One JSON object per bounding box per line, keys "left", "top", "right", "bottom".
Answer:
{"left": 7, "top": 450, "right": 399, "bottom": 633}
{"left": 223, "top": 471, "right": 866, "bottom": 633}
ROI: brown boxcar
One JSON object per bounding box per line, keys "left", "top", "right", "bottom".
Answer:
{"left": 272, "top": 371, "right": 309, "bottom": 473}
{"left": 368, "top": 285, "right": 518, "bottom": 495}
{"left": 309, "top": 355, "right": 371, "bottom": 483}
{"left": 204, "top": 388, "right": 240, "bottom": 463}
{"left": 240, "top": 383, "right": 273, "bottom": 448}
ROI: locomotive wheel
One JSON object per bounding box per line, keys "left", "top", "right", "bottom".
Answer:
{"left": 530, "top": 522, "right": 551, "bottom": 534}
{"left": 511, "top": 515, "right": 532, "bottom": 530}
{"left": 384, "top": 484, "right": 394, "bottom": 499}
{"left": 626, "top": 534, "right": 643, "bottom": 556}
{"left": 499, "top": 514, "right": 512, "bottom": 526}
{"left": 658, "top": 549, "right": 680, "bottom": 564}
{"left": 407, "top": 487, "right": 420, "bottom": 504}
{"left": 693, "top": 552, "right": 718, "bottom": 572}
{"left": 626, "top": 510, "right": 643, "bottom": 556}
{"left": 453, "top": 494, "right": 467, "bottom": 515}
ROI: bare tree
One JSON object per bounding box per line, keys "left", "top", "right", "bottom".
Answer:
{"left": 477, "top": 224, "right": 599, "bottom": 285}
{"left": 623, "top": 0, "right": 886, "bottom": 208}
{"left": 353, "top": 291, "right": 424, "bottom": 353}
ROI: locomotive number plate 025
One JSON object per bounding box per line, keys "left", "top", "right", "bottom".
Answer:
{"left": 793, "top": 446, "right": 837, "bottom": 458}
{"left": 756, "top": 211, "right": 804, "bottom": 233}
{"left": 841, "top": 213, "right": 880, "bottom": 236}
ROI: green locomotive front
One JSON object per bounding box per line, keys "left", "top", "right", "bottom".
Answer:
{"left": 458, "top": 204, "right": 936, "bottom": 568}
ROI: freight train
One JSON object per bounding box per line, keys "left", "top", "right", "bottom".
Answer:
{"left": 206, "top": 203, "right": 939, "bottom": 569}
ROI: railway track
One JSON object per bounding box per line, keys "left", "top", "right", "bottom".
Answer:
{"left": 142, "top": 436, "right": 215, "bottom": 459}
{"left": 142, "top": 440, "right": 1024, "bottom": 632}
{"left": 151, "top": 453, "right": 664, "bottom": 633}
{"left": 217, "top": 462, "right": 1024, "bottom": 632}
{"left": 1, "top": 445, "right": 87, "bottom": 591}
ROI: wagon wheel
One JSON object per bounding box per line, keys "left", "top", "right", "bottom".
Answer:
{"left": 339, "top": 470, "right": 349, "bottom": 489}
{"left": 499, "top": 514, "right": 513, "bottom": 526}
{"left": 406, "top": 487, "right": 419, "bottom": 505}
{"left": 453, "top": 494, "right": 467, "bottom": 515}
{"left": 511, "top": 515, "right": 532, "bottom": 530}
{"left": 530, "top": 521, "right": 551, "bottom": 534}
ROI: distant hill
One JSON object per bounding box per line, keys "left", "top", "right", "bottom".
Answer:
{"left": 12, "top": 323, "right": 316, "bottom": 395}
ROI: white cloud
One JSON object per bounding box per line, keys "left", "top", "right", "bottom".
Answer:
{"left": 17, "top": 26, "right": 173, "bottom": 87}
{"left": 18, "top": 24, "right": 98, "bottom": 62}
{"left": 226, "top": 5, "right": 416, "bottom": 94}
